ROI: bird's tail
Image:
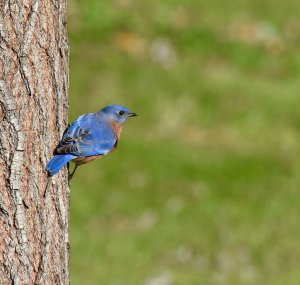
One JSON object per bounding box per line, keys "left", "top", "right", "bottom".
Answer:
{"left": 46, "top": 154, "right": 75, "bottom": 176}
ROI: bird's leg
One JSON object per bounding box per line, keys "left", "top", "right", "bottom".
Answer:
{"left": 68, "top": 164, "right": 78, "bottom": 181}
{"left": 67, "top": 162, "right": 70, "bottom": 178}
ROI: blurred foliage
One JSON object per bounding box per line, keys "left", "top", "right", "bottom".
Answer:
{"left": 68, "top": 0, "right": 300, "bottom": 284}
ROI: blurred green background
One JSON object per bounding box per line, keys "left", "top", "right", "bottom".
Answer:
{"left": 68, "top": 0, "right": 300, "bottom": 284}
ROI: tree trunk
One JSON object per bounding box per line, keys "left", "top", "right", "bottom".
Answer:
{"left": 0, "top": 0, "right": 69, "bottom": 284}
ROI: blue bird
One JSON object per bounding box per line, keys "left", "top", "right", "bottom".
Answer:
{"left": 46, "top": 104, "right": 137, "bottom": 179}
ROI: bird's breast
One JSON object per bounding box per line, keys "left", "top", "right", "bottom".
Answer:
{"left": 109, "top": 120, "right": 123, "bottom": 140}
{"left": 73, "top": 155, "right": 103, "bottom": 165}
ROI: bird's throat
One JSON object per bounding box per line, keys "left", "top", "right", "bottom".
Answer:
{"left": 110, "top": 120, "right": 123, "bottom": 140}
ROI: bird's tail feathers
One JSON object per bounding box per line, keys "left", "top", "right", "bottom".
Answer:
{"left": 46, "top": 154, "right": 75, "bottom": 176}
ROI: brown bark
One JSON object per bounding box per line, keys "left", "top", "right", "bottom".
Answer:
{"left": 0, "top": 0, "right": 70, "bottom": 284}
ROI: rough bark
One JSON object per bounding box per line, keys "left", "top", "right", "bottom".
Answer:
{"left": 0, "top": 0, "right": 70, "bottom": 284}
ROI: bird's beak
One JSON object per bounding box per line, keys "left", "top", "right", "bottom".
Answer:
{"left": 128, "top": 112, "right": 138, "bottom": 117}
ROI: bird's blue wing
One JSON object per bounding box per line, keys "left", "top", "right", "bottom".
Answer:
{"left": 55, "top": 113, "right": 117, "bottom": 156}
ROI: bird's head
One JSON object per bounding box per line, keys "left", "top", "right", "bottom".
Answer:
{"left": 99, "top": 104, "right": 137, "bottom": 124}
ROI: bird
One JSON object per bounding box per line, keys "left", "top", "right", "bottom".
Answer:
{"left": 46, "top": 104, "right": 137, "bottom": 179}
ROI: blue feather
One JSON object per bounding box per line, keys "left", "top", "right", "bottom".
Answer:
{"left": 46, "top": 154, "right": 75, "bottom": 176}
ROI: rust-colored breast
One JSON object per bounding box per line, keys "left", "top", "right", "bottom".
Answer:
{"left": 73, "top": 155, "right": 103, "bottom": 165}
{"left": 110, "top": 120, "right": 123, "bottom": 140}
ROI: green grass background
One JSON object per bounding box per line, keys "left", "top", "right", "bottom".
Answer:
{"left": 68, "top": 0, "right": 300, "bottom": 284}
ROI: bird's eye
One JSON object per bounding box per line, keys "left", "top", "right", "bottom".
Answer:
{"left": 119, "top": 111, "right": 124, "bottom": 115}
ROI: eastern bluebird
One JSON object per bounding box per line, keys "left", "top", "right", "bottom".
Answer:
{"left": 46, "top": 104, "right": 137, "bottom": 179}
